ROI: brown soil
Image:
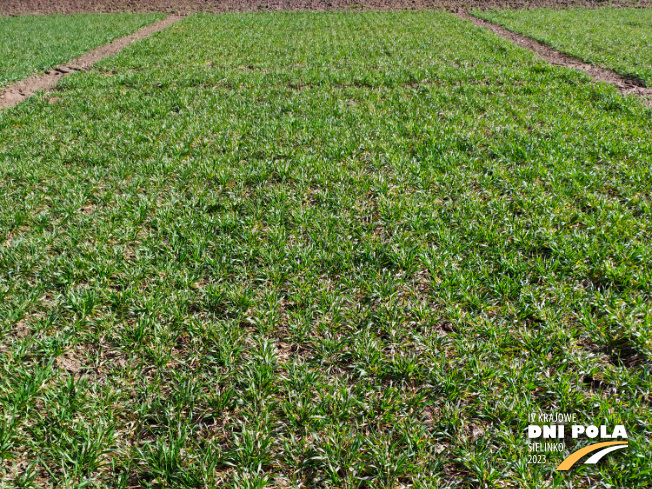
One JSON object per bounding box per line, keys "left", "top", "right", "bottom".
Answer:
{"left": 458, "top": 11, "right": 652, "bottom": 105}
{"left": 0, "top": 15, "right": 184, "bottom": 110}
{"left": 1, "top": 0, "right": 650, "bottom": 15}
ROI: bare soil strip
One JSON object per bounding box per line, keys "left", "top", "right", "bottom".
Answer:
{"left": 458, "top": 11, "right": 652, "bottom": 106}
{"left": 0, "top": 15, "right": 183, "bottom": 110}
{"left": 2, "top": 0, "right": 650, "bottom": 15}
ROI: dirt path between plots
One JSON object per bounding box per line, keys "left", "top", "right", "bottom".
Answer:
{"left": 0, "top": 15, "right": 183, "bottom": 110}
{"left": 457, "top": 11, "right": 652, "bottom": 106}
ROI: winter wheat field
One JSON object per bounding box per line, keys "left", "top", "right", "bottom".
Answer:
{"left": 0, "top": 2, "right": 651, "bottom": 488}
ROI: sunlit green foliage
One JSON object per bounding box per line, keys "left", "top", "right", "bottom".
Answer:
{"left": 1, "top": 11, "right": 651, "bottom": 487}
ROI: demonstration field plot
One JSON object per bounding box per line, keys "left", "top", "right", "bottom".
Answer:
{"left": 1, "top": 11, "right": 652, "bottom": 487}
{"left": 0, "top": 13, "right": 163, "bottom": 87}
{"left": 475, "top": 8, "right": 652, "bottom": 87}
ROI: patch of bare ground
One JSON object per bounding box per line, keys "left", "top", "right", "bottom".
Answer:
{"left": 0, "top": 15, "right": 184, "bottom": 110}
{"left": 0, "top": 0, "right": 651, "bottom": 15}
{"left": 458, "top": 11, "right": 652, "bottom": 106}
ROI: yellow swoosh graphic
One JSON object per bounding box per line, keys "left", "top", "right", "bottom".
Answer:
{"left": 556, "top": 441, "right": 628, "bottom": 471}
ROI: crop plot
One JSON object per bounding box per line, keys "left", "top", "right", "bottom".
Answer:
{"left": 475, "top": 8, "right": 652, "bottom": 87}
{"left": 1, "top": 11, "right": 651, "bottom": 488}
{"left": 0, "top": 13, "right": 163, "bottom": 87}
